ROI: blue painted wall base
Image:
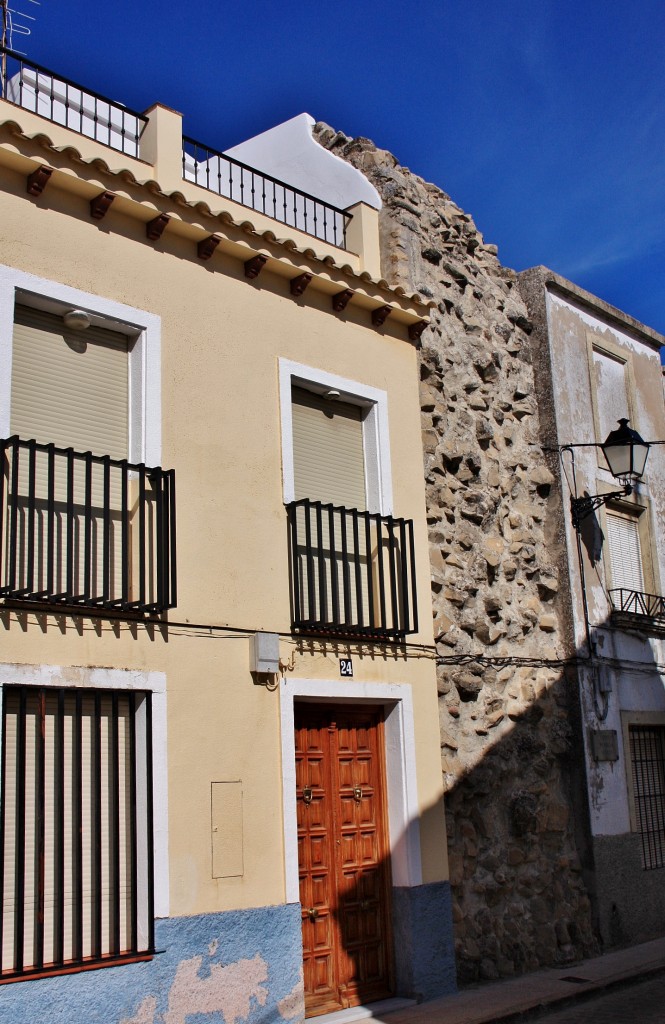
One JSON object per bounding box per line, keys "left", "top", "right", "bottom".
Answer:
{"left": 392, "top": 881, "right": 457, "bottom": 1000}
{"left": 0, "top": 904, "right": 304, "bottom": 1024}
{"left": 0, "top": 887, "right": 456, "bottom": 1021}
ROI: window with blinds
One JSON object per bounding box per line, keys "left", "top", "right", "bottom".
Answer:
{"left": 0, "top": 686, "right": 154, "bottom": 980}
{"left": 605, "top": 509, "right": 645, "bottom": 593}
{"left": 10, "top": 305, "right": 129, "bottom": 460}
{"left": 629, "top": 725, "right": 665, "bottom": 870}
{"left": 291, "top": 386, "right": 366, "bottom": 510}
{"left": 3, "top": 306, "right": 143, "bottom": 605}
{"left": 291, "top": 386, "right": 369, "bottom": 625}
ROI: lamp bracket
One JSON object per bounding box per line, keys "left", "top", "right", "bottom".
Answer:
{"left": 570, "top": 484, "right": 632, "bottom": 530}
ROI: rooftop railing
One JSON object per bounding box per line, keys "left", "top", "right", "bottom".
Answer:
{"left": 183, "top": 136, "right": 352, "bottom": 249}
{"left": 0, "top": 46, "right": 353, "bottom": 247}
{"left": 0, "top": 46, "right": 147, "bottom": 156}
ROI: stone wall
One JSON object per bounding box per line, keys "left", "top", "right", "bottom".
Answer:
{"left": 314, "top": 124, "right": 599, "bottom": 983}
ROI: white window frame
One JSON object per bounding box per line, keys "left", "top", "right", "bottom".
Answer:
{"left": 278, "top": 358, "right": 393, "bottom": 515}
{"left": 0, "top": 664, "right": 169, "bottom": 920}
{"left": 0, "top": 265, "right": 161, "bottom": 467}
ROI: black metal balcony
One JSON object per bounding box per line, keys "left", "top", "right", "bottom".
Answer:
{"left": 183, "top": 137, "right": 352, "bottom": 249}
{"left": 0, "top": 436, "right": 176, "bottom": 613}
{"left": 0, "top": 47, "right": 147, "bottom": 156}
{"left": 287, "top": 499, "right": 418, "bottom": 641}
{"left": 609, "top": 588, "right": 665, "bottom": 631}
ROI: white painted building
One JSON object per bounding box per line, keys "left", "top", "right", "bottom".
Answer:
{"left": 520, "top": 266, "right": 665, "bottom": 947}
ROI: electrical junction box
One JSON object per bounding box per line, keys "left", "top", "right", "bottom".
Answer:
{"left": 249, "top": 631, "right": 279, "bottom": 674}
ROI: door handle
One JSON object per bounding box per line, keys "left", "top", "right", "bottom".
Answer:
{"left": 307, "top": 907, "right": 319, "bottom": 921}
{"left": 353, "top": 785, "right": 362, "bottom": 802}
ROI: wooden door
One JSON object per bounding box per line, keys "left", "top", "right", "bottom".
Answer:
{"left": 295, "top": 704, "right": 394, "bottom": 1016}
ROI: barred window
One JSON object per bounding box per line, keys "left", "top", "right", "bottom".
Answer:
{"left": 0, "top": 686, "right": 154, "bottom": 981}
{"left": 629, "top": 725, "right": 665, "bottom": 871}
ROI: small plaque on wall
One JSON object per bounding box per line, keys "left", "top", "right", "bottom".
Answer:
{"left": 590, "top": 729, "right": 619, "bottom": 762}
{"left": 339, "top": 658, "right": 353, "bottom": 677}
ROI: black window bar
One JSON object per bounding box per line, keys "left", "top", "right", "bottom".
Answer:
{"left": 182, "top": 136, "right": 352, "bottom": 250}
{"left": 0, "top": 46, "right": 147, "bottom": 157}
{"left": 0, "top": 436, "right": 177, "bottom": 614}
{"left": 629, "top": 725, "right": 665, "bottom": 871}
{"left": 0, "top": 686, "right": 154, "bottom": 980}
{"left": 287, "top": 498, "right": 418, "bottom": 641}
{"left": 610, "top": 588, "right": 665, "bottom": 623}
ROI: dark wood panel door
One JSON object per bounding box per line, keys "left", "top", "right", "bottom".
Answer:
{"left": 295, "top": 704, "right": 393, "bottom": 1016}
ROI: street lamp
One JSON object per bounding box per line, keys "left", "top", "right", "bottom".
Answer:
{"left": 570, "top": 419, "right": 650, "bottom": 530}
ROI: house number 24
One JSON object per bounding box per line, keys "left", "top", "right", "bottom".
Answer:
{"left": 339, "top": 659, "right": 353, "bottom": 677}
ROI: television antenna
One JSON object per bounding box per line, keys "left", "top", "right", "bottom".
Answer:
{"left": 2, "top": 0, "right": 40, "bottom": 54}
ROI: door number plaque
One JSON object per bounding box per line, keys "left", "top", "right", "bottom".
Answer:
{"left": 339, "top": 658, "right": 353, "bottom": 677}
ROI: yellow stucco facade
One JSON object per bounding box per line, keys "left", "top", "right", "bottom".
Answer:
{"left": 0, "top": 82, "right": 454, "bottom": 1019}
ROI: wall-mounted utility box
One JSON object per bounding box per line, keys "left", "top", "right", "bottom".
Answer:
{"left": 590, "top": 729, "right": 619, "bottom": 762}
{"left": 249, "top": 631, "right": 279, "bottom": 674}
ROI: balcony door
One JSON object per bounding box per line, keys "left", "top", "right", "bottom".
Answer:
{"left": 292, "top": 385, "right": 367, "bottom": 509}
{"left": 11, "top": 304, "right": 129, "bottom": 461}
{"left": 291, "top": 386, "right": 371, "bottom": 628}
{"left": 5, "top": 305, "right": 131, "bottom": 601}
{"left": 605, "top": 508, "right": 645, "bottom": 593}
{"left": 295, "top": 703, "right": 394, "bottom": 1016}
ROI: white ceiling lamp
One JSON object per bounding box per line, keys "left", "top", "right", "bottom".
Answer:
{"left": 63, "top": 309, "right": 92, "bottom": 330}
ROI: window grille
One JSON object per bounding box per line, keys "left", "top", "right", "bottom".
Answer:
{"left": 629, "top": 725, "right": 665, "bottom": 871}
{"left": 0, "top": 686, "right": 154, "bottom": 980}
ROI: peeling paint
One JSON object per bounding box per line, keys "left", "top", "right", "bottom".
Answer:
{"left": 121, "top": 996, "right": 158, "bottom": 1024}
{"left": 164, "top": 953, "right": 268, "bottom": 1024}
{"left": 277, "top": 972, "right": 305, "bottom": 1021}
{"left": 0, "top": 906, "right": 303, "bottom": 1024}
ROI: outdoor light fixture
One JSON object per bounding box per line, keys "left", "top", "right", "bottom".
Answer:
{"left": 569, "top": 418, "right": 650, "bottom": 530}
{"left": 600, "top": 418, "right": 650, "bottom": 483}
{"left": 63, "top": 308, "right": 92, "bottom": 330}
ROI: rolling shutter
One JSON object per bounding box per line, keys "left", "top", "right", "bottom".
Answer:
{"left": 292, "top": 386, "right": 366, "bottom": 510}
{"left": 6, "top": 307, "right": 131, "bottom": 601}
{"left": 606, "top": 510, "right": 644, "bottom": 592}
{"left": 10, "top": 305, "right": 129, "bottom": 460}
{"left": 291, "top": 387, "right": 372, "bottom": 627}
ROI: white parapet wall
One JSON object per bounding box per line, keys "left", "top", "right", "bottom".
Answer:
{"left": 224, "top": 112, "right": 381, "bottom": 213}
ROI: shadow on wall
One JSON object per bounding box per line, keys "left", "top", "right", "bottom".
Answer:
{"left": 441, "top": 593, "right": 663, "bottom": 986}
{"left": 293, "top": 611, "right": 622, "bottom": 1011}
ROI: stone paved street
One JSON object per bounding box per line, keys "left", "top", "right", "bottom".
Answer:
{"left": 527, "top": 973, "right": 665, "bottom": 1023}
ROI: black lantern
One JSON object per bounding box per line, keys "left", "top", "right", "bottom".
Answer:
{"left": 569, "top": 419, "right": 651, "bottom": 530}
{"left": 600, "top": 418, "right": 650, "bottom": 483}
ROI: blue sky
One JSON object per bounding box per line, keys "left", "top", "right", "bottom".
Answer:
{"left": 6, "top": 0, "right": 665, "bottom": 336}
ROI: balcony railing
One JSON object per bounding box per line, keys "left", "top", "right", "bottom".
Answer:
{"left": 183, "top": 137, "right": 352, "bottom": 249}
{"left": 610, "top": 588, "right": 665, "bottom": 626}
{"left": 0, "top": 437, "right": 176, "bottom": 613}
{"left": 0, "top": 47, "right": 147, "bottom": 156}
{"left": 287, "top": 499, "right": 418, "bottom": 641}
